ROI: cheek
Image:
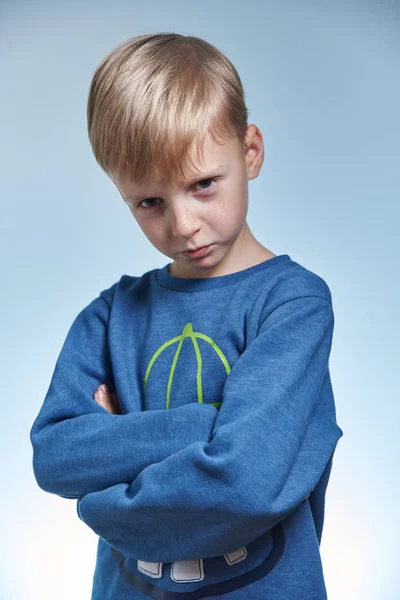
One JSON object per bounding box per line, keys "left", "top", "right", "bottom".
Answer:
{"left": 135, "top": 218, "right": 161, "bottom": 242}
{"left": 216, "top": 191, "right": 247, "bottom": 226}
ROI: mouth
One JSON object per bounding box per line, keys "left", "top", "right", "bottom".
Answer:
{"left": 182, "top": 245, "right": 213, "bottom": 259}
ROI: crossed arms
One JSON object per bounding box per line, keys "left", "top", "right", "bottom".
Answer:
{"left": 30, "top": 288, "right": 343, "bottom": 562}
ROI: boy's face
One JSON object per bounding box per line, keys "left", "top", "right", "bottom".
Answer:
{"left": 111, "top": 124, "right": 265, "bottom": 278}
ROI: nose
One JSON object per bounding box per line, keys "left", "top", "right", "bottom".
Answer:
{"left": 169, "top": 204, "right": 202, "bottom": 239}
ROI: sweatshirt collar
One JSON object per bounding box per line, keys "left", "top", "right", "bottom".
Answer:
{"left": 155, "top": 254, "right": 291, "bottom": 292}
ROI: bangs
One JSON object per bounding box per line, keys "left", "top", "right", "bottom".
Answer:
{"left": 87, "top": 33, "right": 249, "bottom": 187}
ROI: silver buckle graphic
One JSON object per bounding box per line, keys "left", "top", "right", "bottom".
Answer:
{"left": 170, "top": 559, "right": 204, "bottom": 583}
{"left": 224, "top": 546, "right": 248, "bottom": 566}
{"left": 137, "top": 545, "right": 247, "bottom": 584}
{"left": 137, "top": 560, "right": 163, "bottom": 579}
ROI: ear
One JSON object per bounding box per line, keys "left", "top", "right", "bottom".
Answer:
{"left": 244, "top": 124, "right": 265, "bottom": 181}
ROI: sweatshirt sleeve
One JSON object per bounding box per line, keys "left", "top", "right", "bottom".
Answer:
{"left": 77, "top": 294, "right": 344, "bottom": 562}
{"left": 29, "top": 286, "right": 219, "bottom": 500}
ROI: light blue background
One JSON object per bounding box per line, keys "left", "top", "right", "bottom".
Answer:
{"left": 1, "top": 1, "right": 398, "bottom": 598}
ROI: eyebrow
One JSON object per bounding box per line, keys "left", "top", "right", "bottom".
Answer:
{"left": 125, "top": 164, "right": 227, "bottom": 202}
{"left": 183, "top": 164, "right": 227, "bottom": 186}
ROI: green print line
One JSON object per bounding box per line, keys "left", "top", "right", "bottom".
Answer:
{"left": 143, "top": 322, "right": 231, "bottom": 410}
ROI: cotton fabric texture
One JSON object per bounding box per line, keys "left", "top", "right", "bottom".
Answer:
{"left": 30, "top": 254, "right": 343, "bottom": 599}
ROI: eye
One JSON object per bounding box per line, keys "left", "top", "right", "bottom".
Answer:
{"left": 137, "top": 177, "right": 218, "bottom": 209}
{"left": 193, "top": 178, "right": 217, "bottom": 193}
{"left": 138, "top": 197, "right": 160, "bottom": 209}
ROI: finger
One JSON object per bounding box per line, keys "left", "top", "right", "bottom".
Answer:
{"left": 94, "top": 384, "right": 106, "bottom": 400}
{"left": 97, "top": 388, "right": 119, "bottom": 414}
{"left": 94, "top": 385, "right": 120, "bottom": 414}
{"left": 94, "top": 385, "right": 110, "bottom": 404}
{"left": 94, "top": 390, "right": 106, "bottom": 407}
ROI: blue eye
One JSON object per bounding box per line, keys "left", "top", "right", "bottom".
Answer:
{"left": 194, "top": 178, "right": 216, "bottom": 192}
{"left": 139, "top": 197, "right": 160, "bottom": 209}
{"left": 138, "top": 178, "right": 218, "bottom": 209}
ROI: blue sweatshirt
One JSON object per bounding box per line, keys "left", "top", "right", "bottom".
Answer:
{"left": 30, "top": 253, "right": 343, "bottom": 599}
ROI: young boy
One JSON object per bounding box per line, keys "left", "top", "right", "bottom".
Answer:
{"left": 30, "top": 32, "right": 343, "bottom": 599}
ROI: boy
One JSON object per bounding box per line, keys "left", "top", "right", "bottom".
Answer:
{"left": 30, "top": 32, "right": 343, "bottom": 599}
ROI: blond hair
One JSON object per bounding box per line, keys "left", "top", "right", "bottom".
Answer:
{"left": 87, "top": 32, "right": 249, "bottom": 187}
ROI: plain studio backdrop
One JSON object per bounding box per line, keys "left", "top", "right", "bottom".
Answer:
{"left": 1, "top": 1, "right": 398, "bottom": 598}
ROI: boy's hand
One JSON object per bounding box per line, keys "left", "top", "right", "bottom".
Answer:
{"left": 93, "top": 384, "right": 121, "bottom": 414}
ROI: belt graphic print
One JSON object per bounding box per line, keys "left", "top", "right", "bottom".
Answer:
{"left": 111, "top": 522, "right": 285, "bottom": 599}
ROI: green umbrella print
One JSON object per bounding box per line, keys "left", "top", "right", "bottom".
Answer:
{"left": 143, "top": 322, "right": 231, "bottom": 410}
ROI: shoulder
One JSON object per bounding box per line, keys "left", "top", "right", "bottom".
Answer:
{"left": 258, "top": 256, "right": 334, "bottom": 323}
{"left": 98, "top": 268, "right": 157, "bottom": 307}
{"left": 274, "top": 257, "right": 332, "bottom": 303}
